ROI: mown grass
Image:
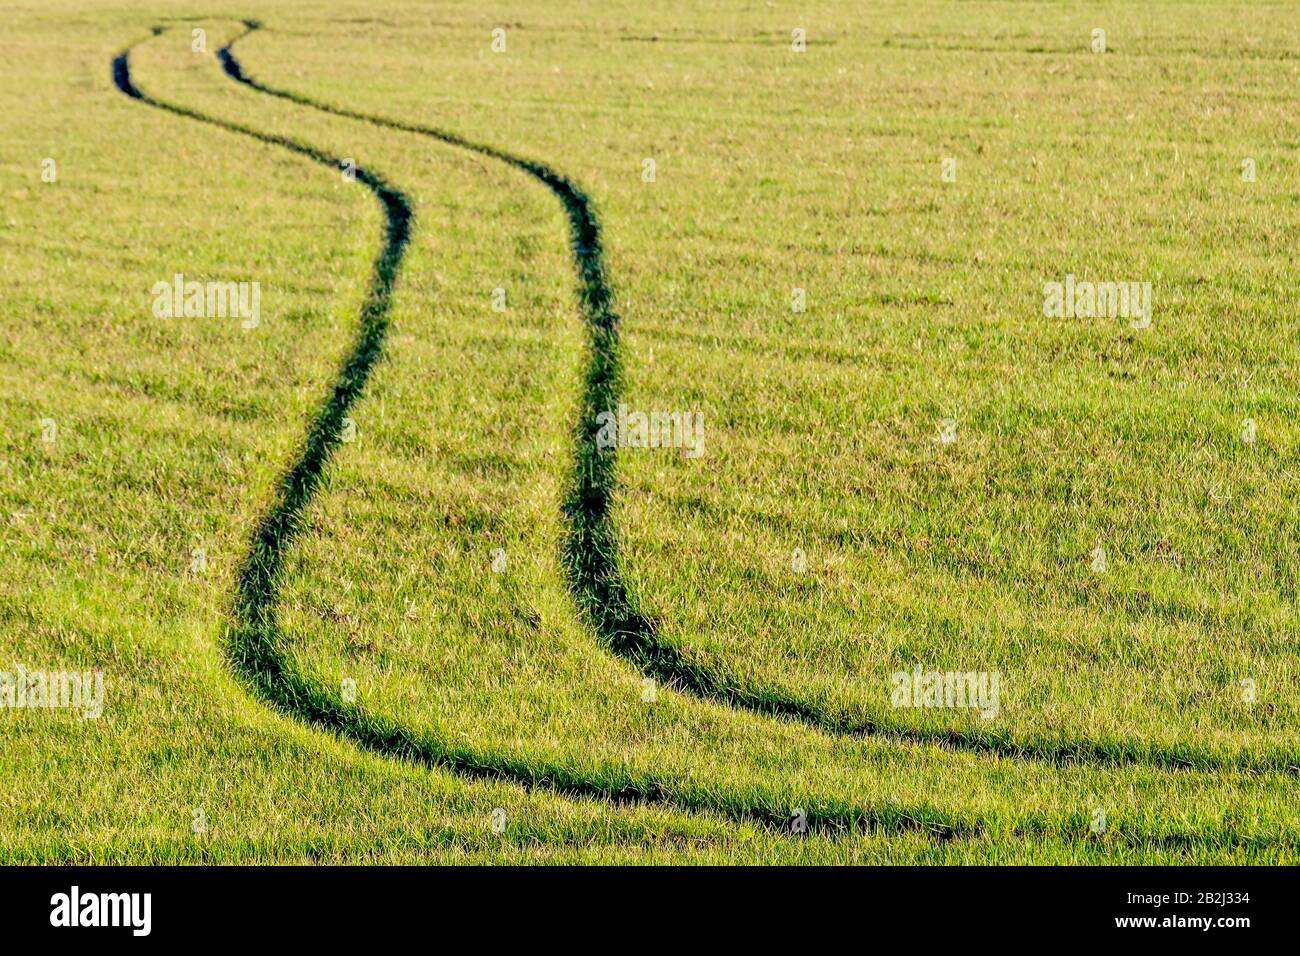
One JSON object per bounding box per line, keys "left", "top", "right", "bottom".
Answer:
{"left": 2, "top": 1, "right": 1298, "bottom": 863}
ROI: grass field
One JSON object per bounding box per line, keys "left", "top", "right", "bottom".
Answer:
{"left": 2, "top": 0, "right": 1299, "bottom": 864}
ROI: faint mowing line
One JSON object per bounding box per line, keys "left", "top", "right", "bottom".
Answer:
{"left": 217, "top": 25, "right": 1295, "bottom": 779}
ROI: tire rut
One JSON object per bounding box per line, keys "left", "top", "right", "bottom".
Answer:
{"left": 107, "top": 24, "right": 1295, "bottom": 850}
{"left": 216, "top": 23, "right": 1292, "bottom": 780}
{"left": 112, "top": 26, "right": 908, "bottom": 839}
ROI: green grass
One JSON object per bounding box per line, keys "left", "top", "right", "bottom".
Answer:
{"left": 2, "top": 0, "right": 1299, "bottom": 863}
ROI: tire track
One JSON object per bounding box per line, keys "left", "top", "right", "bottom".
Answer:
{"left": 113, "top": 26, "right": 952, "bottom": 840}
{"left": 110, "top": 26, "right": 1295, "bottom": 851}
{"left": 216, "top": 24, "right": 1293, "bottom": 779}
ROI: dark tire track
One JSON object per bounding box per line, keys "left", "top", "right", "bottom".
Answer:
{"left": 112, "top": 26, "right": 949, "bottom": 840}
{"left": 108, "top": 26, "right": 1296, "bottom": 852}
{"left": 216, "top": 24, "right": 1293, "bottom": 780}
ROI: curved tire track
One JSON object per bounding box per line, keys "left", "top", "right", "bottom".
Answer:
{"left": 112, "top": 26, "right": 918, "bottom": 839}
{"left": 216, "top": 24, "right": 1292, "bottom": 779}
{"left": 109, "top": 26, "right": 1294, "bottom": 850}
